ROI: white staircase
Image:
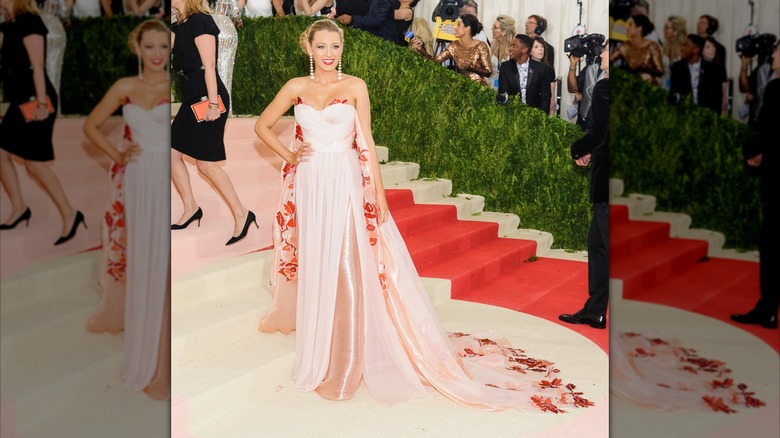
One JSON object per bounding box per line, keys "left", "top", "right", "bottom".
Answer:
{"left": 0, "top": 251, "right": 168, "bottom": 437}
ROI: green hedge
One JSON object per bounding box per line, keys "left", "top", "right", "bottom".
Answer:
{"left": 610, "top": 68, "right": 761, "bottom": 250}
{"left": 60, "top": 16, "right": 149, "bottom": 114}
{"left": 219, "top": 16, "right": 590, "bottom": 250}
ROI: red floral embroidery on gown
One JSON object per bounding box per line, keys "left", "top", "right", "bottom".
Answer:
{"left": 89, "top": 96, "right": 171, "bottom": 400}
{"left": 259, "top": 97, "right": 594, "bottom": 412}
{"left": 611, "top": 331, "right": 766, "bottom": 413}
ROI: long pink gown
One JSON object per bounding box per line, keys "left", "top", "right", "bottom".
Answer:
{"left": 259, "top": 97, "right": 593, "bottom": 412}
{"left": 88, "top": 97, "right": 171, "bottom": 400}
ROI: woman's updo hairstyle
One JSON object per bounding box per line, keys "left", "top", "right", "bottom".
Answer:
{"left": 299, "top": 19, "right": 344, "bottom": 54}
{"left": 128, "top": 19, "right": 170, "bottom": 55}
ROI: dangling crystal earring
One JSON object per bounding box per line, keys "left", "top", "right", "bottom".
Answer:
{"left": 309, "top": 54, "right": 315, "bottom": 80}
{"left": 337, "top": 57, "right": 342, "bottom": 81}
{"left": 137, "top": 55, "right": 143, "bottom": 79}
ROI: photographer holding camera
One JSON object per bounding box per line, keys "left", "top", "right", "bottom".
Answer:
{"left": 565, "top": 33, "right": 606, "bottom": 131}
{"left": 738, "top": 33, "right": 777, "bottom": 126}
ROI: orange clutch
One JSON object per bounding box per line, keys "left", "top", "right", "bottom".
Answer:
{"left": 19, "top": 96, "right": 55, "bottom": 123}
{"left": 191, "top": 96, "right": 226, "bottom": 122}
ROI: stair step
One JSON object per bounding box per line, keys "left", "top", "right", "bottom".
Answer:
{"left": 172, "top": 333, "right": 295, "bottom": 433}
{"left": 390, "top": 178, "right": 453, "bottom": 203}
{"left": 610, "top": 219, "right": 671, "bottom": 260}
{"left": 404, "top": 220, "right": 500, "bottom": 270}
{"left": 379, "top": 161, "right": 420, "bottom": 186}
{"left": 1, "top": 251, "right": 100, "bottom": 312}
{"left": 425, "top": 193, "right": 486, "bottom": 218}
{"left": 391, "top": 203, "right": 458, "bottom": 236}
{"left": 420, "top": 238, "right": 537, "bottom": 296}
{"left": 610, "top": 238, "right": 709, "bottom": 296}
{"left": 173, "top": 285, "right": 269, "bottom": 368}
{"left": 173, "top": 251, "right": 271, "bottom": 306}
{"left": 460, "top": 211, "right": 520, "bottom": 237}
{"left": 1, "top": 285, "right": 99, "bottom": 367}
{"left": 1, "top": 333, "right": 125, "bottom": 430}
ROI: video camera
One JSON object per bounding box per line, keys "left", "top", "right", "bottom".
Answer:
{"left": 432, "top": 0, "right": 463, "bottom": 21}
{"left": 736, "top": 33, "right": 777, "bottom": 62}
{"left": 431, "top": 0, "right": 463, "bottom": 42}
{"left": 564, "top": 33, "right": 606, "bottom": 63}
{"left": 609, "top": 0, "right": 636, "bottom": 20}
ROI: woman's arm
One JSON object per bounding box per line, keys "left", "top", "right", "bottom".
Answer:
{"left": 254, "top": 79, "right": 306, "bottom": 165}
{"left": 354, "top": 78, "right": 388, "bottom": 225}
{"left": 22, "top": 34, "right": 49, "bottom": 121}
{"left": 83, "top": 79, "right": 139, "bottom": 164}
{"left": 467, "top": 41, "right": 492, "bottom": 78}
{"left": 194, "top": 33, "right": 221, "bottom": 121}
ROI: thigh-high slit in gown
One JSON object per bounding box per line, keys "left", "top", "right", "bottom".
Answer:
{"left": 259, "top": 97, "right": 594, "bottom": 412}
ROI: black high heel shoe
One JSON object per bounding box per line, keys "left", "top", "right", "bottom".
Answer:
{"left": 0, "top": 207, "right": 32, "bottom": 230}
{"left": 171, "top": 207, "right": 203, "bottom": 230}
{"left": 54, "top": 211, "right": 87, "bottom": 246}
{"left": 226, "top": 211, "right": 258, "bottom": 246}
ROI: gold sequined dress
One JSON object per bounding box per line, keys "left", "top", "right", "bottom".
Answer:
{"left": 613, "top": 39, "right": 664, "bottom": 86}
{"left": 419, "top": 40, "right": 492, "bottom": 86}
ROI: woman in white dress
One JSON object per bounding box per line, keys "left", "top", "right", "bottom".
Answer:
{"left": 239, "top": 0, "right": 271, "bottom": 17}
{"left": 82, "top": 19, "right": 170, "bottom": 401}
{"left": 254, "top": 19, "right": 595, "bottom": 411}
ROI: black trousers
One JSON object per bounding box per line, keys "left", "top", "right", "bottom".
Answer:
{"left": 583, "top": 201, "right": 609, "bottom": 317}
{"left": 755, "top": 169, "right": 778, "bottom": 317}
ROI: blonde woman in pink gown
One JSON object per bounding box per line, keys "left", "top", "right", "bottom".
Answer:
{"left": 254, "top": 19, "right": 594, "bottom": 412}
{"left": 82, "top": 19, "right": 171, "bottom": 401}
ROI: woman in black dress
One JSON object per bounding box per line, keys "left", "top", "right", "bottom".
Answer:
{"left": 0, "top": 0, "right": 84, "bottom": 245}
{"left": 170, "top": 0, "right": 254, "bottom": 245}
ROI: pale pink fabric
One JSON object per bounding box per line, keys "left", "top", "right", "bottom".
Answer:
{"left": 89, "top": 99, "right": 170, "bottom": 400}
{"left": 259, "top": 98, "right": 593, "bottom": 412}
{"left": 611, "top": 331, "right": 767, "bottom": 413}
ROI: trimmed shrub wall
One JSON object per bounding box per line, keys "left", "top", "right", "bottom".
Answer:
{"left": 610, "top": 68, "right": 761, "bottom": 250}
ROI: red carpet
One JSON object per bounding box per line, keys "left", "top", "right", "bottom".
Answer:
{"left": 386, "top": 189, "right": 608, "bottom": 353}
{"left": 610, "top": 204, "right": 778, "bottom": 353}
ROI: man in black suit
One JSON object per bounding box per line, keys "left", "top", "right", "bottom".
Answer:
{"left": 336, "top": 0, "right": 398, "bottom": 45}
{"left": 558, "top": 39, "right": 610, "bottom": 330}
{"left": 731, "top": 42, "right": 780, "bottom": 330}
{"left": 496, "top": 34, "right": 555, "bottom": 113}
{"left": 669, "top": 34, "right": 727, "bottom": 114}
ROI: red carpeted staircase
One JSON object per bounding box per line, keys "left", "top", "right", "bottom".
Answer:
{"left": 610, "top": 203, "right": 778, "bottom": 353}
{"left": 385, "top": 189, "right": 608, "bottom": 352}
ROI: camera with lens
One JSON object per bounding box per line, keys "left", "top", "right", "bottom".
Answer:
{"left": 736, "top": 33, "right": 777, "bottom": 61}
{"left": 564, "top": 33, "right": 606, "bottom": 63}
{"left": 432, "top": 0, "right": 463, "bottom": 21}
{"left": 609, "top": 0, "right": 637, "bottom": 20}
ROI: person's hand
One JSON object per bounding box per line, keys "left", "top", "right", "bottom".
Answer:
{"left": 573, "top": 92, "right": 583, "bottom": 103}
{"left": 234, "top": 17, "right": 244, "bottom": 29}
{"left": 204, "top": 106, "right": 221, "bottom": 122}
{"left": 291, "top": 143, "right": 314, "bottom": 165}
{"left": 337, "top": 14, "right": 352, "bottom": 25}
{"left": 120, "top": 142, "right": 142, "bottom": 164}
{"left": 569, "top": 54, "right": 581, "bottom": 66}
{"left": 575, "top": 154, "right": 591, "bottom": 166}
{"left": 376, "top": 193, "right": 389, "bottom": 225}
{"left": 746, "top": 154, "right": 762, "bottom": 167}
{"left": 32, "top": 105, "right": 49, "bottom": 122}
{"left": 326, "top": 8, "right": 336, "bottom": 19}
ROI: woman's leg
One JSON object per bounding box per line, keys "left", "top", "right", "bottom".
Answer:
{"left": 171, "top": 149, "right": 199, "bottom": 225}
{"left": 195, "top": 160, "right": 248, "bottom": 236}
{"left": 0, "top": 149, "right": 27, "bottom": 223}
{"left": 23, "top": 160, "right": 76, "bottom": 235}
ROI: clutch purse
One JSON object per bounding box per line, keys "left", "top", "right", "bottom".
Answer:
{"left": 20, "top": 96, "right": 55, "bottom": 122}
{"left": 191, "top": 96, "right": 226, "bottom": 122}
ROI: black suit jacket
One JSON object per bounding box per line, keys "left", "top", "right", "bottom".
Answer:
{"left": 669, "top": 58, "right": 726, "bottom": 114}
{"left": 497, "top": 59, "right": 554, "bottom": 113}
{"left": 571, "top": 78, "right": 608, "bottom": 204}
